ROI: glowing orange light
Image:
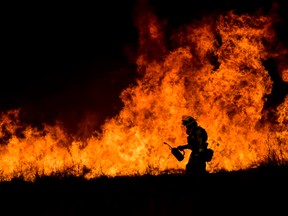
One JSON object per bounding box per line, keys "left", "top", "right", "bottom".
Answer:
{"left": 0, "top": 4, "right": 287, "bottom": 182}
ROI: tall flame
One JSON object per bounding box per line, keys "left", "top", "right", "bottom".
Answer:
{"left": 0, "top": 4, "right": 287, "bottom": 181}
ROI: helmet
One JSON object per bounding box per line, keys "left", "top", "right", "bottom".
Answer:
{"left": 182, "top": 116, "right": 197, "bottom": 127}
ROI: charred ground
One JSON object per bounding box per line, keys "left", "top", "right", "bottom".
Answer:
{"left": 1, "top": 164, "right": 287, "bottom": 216}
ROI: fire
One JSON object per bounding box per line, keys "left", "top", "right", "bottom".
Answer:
{"left": 0, "top": 3, "right": 287, "bottom": 181}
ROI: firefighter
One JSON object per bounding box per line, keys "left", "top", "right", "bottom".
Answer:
{"left": 177, "top": 116, "right": 209, "bottom": 178}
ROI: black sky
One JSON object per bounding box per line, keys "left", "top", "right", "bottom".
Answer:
{"left": 2, "top": 0, "right": 138, "bottom": 104}
{"left": 2, "top": 0, "right": 287, "bottom": 136}
{"left": 2, "top": 1, "right": 140, "bottom": 135}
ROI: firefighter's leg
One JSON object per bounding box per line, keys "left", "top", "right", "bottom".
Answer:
{"left": 185, "top": 155, "right": 196, "bottom": 176}
{"left": 196, "top": 160, "right": 208, "bottom": 178}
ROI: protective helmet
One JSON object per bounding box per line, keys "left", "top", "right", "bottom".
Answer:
{"left": 182, "top": 116, "right": 197, "bottom": 127}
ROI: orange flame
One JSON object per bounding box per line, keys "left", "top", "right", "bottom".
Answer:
{"left": 0, "top": 5, "right": 287, "bottom": 181}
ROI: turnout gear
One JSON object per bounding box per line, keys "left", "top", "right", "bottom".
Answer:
{"left": 177, "top": 116, "right": 213, "bottom": 177}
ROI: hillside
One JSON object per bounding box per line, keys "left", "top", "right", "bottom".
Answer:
{"left": 0, "top": 165, "right": 287, "bottom": 216}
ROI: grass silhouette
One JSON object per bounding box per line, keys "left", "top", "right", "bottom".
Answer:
{"left": 0, "top": 162, "right": 287, "bottom": 216}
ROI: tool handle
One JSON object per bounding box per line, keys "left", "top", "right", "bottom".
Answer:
{"left": 163, "top": 142, "right": 172, "bottom": 149}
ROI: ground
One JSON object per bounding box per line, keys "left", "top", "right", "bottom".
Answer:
{"left": 0, "top": 165, "right": 287, "bottom": 216}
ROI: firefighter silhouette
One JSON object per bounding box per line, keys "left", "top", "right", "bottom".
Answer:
{"left": 177, "top": 116, "right": 210, "bottom": 177}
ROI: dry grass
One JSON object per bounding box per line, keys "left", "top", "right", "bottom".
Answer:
{"left": 0, "top": 162, "right": 287, "bottom": 216}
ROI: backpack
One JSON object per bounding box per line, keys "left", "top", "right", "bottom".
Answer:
{"left": 205, "top": 148, "right": 214, "bottom": 162}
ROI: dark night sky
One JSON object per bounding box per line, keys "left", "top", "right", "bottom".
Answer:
{"left": 2, "top": 0, "right": 287, "bottom": 136}
{"left": 2, "top": 0, "right": 138, "bottom": 104}
{"left": 2, "top": 0, "right": 140, "bottom": 134}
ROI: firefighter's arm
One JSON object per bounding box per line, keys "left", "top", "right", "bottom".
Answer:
{"left": 197, "top": 129, "right": 207, "bottom": 153}
{"left": 197, "top": 142, "right": 206, "bottom": 158}
{"left": 199, "top": 141, "right": 207, "bottom": 153}
{"left": 177, "top": 144, "right": 189, "bottom": 151}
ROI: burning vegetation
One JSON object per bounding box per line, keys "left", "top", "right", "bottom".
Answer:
{"left": 0, "top": 0, "right": 287, "bottom": 181}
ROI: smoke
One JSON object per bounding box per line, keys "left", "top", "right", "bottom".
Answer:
{"left": 0, "top": 0, "right": 287, "bottom": 181}
{"left": 2, "top": 1, "right": 139, "bottom": 140}
{"left": 2, "top": 0, "right": 287, "bottom": 139}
